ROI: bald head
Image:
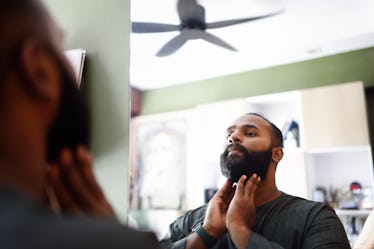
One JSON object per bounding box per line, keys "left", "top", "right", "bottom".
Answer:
{"left": 246, "top": 113, "right": 284, "bottom": 148}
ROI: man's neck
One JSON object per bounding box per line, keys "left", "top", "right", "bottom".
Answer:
{"left": 254, "top": 180, "right": 281, "bottom": 207}
{"left": 0, "top": 137, "right": 46, "bottom": 202}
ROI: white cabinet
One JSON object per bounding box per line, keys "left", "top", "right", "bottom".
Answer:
{"left": 306, "top": 146, "right": 374, "bottom": 203}
{"left": 246, "top": 81, "right": 369, "bottom": 149}
{"left": 276, "top": 148, "right": 308, "bottom": 198}
{"left": 301, "top": 82, "right": 369, "bottom": 148}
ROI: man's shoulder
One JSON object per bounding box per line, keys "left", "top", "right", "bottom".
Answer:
{"left": 8, "top": 212, "right": 158, "bottom": 249}
{"left": 280, "top": 192, "right": 333, "bottom": 215}
{"left": 0, "top": 187, "right": 158, "bottom": 249}
{"left": 176, "top": 204, "right": 208, "bottom": 227}
{"left": 186, "top": 204, "right": 208, "bottom": 218}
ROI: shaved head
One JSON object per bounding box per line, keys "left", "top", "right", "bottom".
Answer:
{"left": 0, "top": 0, "right": 65, "bottom": 116}
{"left": 247, "top": 113, "right": 284, "bottom": 148}
{"left": 0, "top": 0, "right": 57, "bottom": 83}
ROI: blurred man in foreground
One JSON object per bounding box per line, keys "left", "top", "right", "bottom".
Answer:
{"left": 0, "top": 0, "right": 158, "bottom": 248}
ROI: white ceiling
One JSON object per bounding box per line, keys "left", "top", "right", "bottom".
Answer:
{"left": 130, "top": 0, "right": 374, "bottom": 90}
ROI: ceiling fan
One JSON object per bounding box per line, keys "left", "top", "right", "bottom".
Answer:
{"left": 132, "top": 0, "right": 282, "bottom": 57}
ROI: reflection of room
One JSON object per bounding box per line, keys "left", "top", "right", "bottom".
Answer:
{"left": 130, "top": 6, "right": 374, "bottom": 244}
{"left": 129, "top": 2, "right": 374, "bottom": 244}
{"left": 130, "top": 12, "right": 374, "bottom": 243}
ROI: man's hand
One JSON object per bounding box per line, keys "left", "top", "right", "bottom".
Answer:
{"left": 226, "top": 174, "right": 261, "bottom": 249}
{"left": 202, "top": 179, "right": 235, "bottom": 239}
{"left": 45, "top": 145, "right": 115, "bottom": 219}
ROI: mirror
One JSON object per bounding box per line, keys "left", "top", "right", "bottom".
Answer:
{"left": 129, "top": 0, "right": 374, "bottom": 244}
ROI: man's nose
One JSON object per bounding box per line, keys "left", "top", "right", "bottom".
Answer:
{"left": 229, "top": 131, "right": 241, "bottom": 144}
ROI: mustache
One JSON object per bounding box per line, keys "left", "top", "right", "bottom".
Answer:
{"left": 223, "top": 144, "right": 248, "bottom": 156}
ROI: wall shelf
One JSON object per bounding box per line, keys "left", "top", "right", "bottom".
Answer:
{"left": 335, "top": 209, "right": 372, "bottom": 217}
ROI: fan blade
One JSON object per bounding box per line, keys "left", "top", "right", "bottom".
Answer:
{"left": 199, "top": 31, "right": 237, "bottom": 52}
{"left": 206, "top": 11, "right": 282, "bottom": 29}
{"left": 177, "top": 0, "right": 205, "bottom": 23}
{"left": 156, "top": 29, "right": 237, "bottom": 57}
{"left": 156, "top": 33, "right": 188, "bottom": 57}
{"left": 132, "top": 22, "right": 180, "bottom": 33}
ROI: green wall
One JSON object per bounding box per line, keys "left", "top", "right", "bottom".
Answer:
{"left": 44, "top": 0, "right": 130, "bottom": 221}
{"left": 142, "top": 47, "right": 374, "bottom": 114}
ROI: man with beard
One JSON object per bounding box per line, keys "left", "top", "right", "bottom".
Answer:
{"left": 160, "top": 113, "right": 350, "bottom": 249}
{"left": 0, "top": 0, "right": 158, "bottom": 248}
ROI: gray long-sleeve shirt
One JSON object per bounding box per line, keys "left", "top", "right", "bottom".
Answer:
{"left": 0, "top": 187, "right": 159, "bottom": 249}
{"left": 160, "top": 192, "right": 350, "bottom": 249}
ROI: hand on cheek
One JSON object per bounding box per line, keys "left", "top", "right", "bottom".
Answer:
{"left": 45, "top": 145, "right": 115, "bottom": 219}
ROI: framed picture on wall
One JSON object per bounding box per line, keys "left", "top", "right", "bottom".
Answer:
{"left": 132, "top": 119, "right": 186, "bottom": 210}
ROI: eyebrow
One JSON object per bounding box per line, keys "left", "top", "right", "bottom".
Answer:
{"left": 226, "top": 124, "right": 259, "bottom": 133}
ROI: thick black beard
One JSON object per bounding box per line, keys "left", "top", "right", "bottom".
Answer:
{"left": 220, "top": 144, "right": 272, "bottom": 183}
{"left": 46, "top": 52, "right": 90, "bottom": 163}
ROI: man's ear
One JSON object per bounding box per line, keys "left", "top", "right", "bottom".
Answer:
{"left": 272, "top": 147, "right": 284, "bottom": 163}
{"left": 18, "top": 39, "right": 60, "bottom": 101}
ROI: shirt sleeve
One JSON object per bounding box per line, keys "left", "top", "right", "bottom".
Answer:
{"left": 159, "top": 220, "right": 188, "bottom": 249}
{"left": 246, "top": 232, "right": 285, "bottom": 249}
{"left": 159, "top": 236, "right": 186, "bottom": 249}
{"left": 159, "top": 206, "right": 206, "bottom": 249}
{"left": 301, "top": 206, "right": 351, "bottom": 249}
